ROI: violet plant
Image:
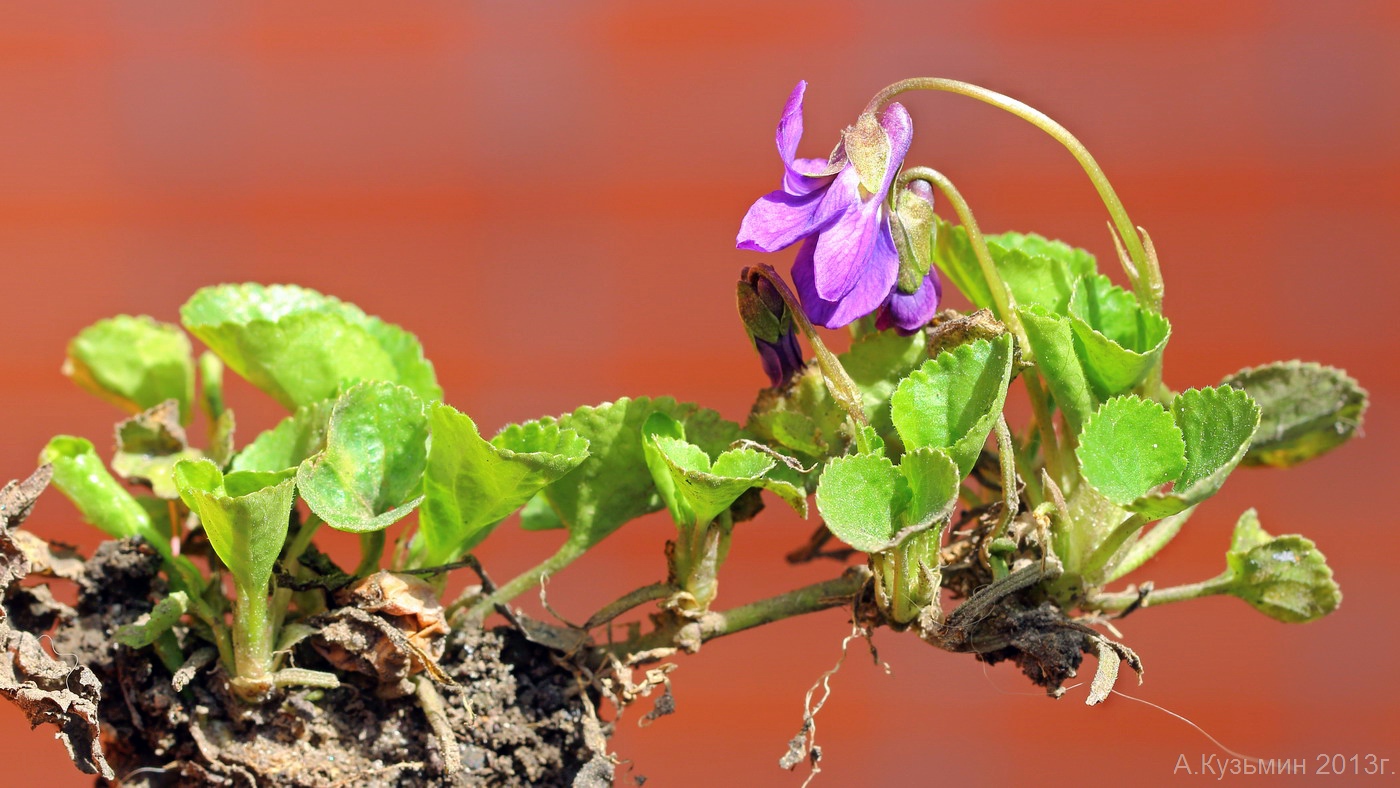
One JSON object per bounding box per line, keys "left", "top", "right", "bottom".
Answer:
{"left": 19, "top": 77, "right": 1364, "bottom": 776}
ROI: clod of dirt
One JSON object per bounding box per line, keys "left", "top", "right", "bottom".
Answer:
{"left": 0, "top": 466, "right": 607, "bottom": 785}
{"left": 0, "top": 466, "right": 114, "bottom": 780}
{"left": 48, "top": 542, "right": 601, "bottom": 786}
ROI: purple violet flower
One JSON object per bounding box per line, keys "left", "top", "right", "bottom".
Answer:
{"left": 737, "top": 81, "right": 941, "bottom": 332}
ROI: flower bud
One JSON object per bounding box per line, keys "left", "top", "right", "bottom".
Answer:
{"left": 892, "top": 180, "right": 936, "bottom": 296}
{"left": 737, "top": 268, "right": 804, "bottom": 388}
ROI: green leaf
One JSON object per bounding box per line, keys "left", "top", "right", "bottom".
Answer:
{"left": 1067, "top": 275, "right": 1171, "bottom": 399}
{"left": 647, "top": 431, "right": 804, "bottom": 528}
{"left": 1077, "top": 396, "right": 1187, "bottom": 506}
{"left": 1222, "top": 361, "right": 1368, "bottom": 468}
{"left": 544, "top": 397, "right": 743, "bottom": 550}
{"left": 63, "top": 315, "right": 196, "bottom": 424}
{"left": 652, "top": 439, "right": 772, "bottom": 526}
{"left": 1124, "top": 386, "right": 1260, "bottom": 519}
{"left": 232, "top": 399, "right": 335, "bottom": 473}
{"left": 841, "top": 330, "right": 928, "bottom": 450}
{"left": 41, "top": 436, "right": 161, "bottom": 544}
{"left": 180, "top": 284, "right": 441, "bottom": 411}
{"left": 296, "top": 382, "right": 428, "bottom": 533}
{"left": 898, "top": 447, "right": 960, "bottom": 532}
{"left": 114, "top": 591, "right": 189, "bottom": 648}
{"left": 986, "top": 233, "right": 1095, "bottom": 314}
{"left": 1223, "top": 509, "right": 1341, "bottom": 623}
{"left": 815, "top": 453, "right": 908, "bottom": 553}
{"left": 1172, "top": 386, "right": 1260, "bottom": 491}
{"left": 1019, "top": 306, "right": 1095, "bottom": 434}
{"left": 746, "top": 362, "right": 851, "bottom": 471}
{"left": 174, "top": 459, "right": 294, "bottom": 595}
{"left": 411, "top": 405, "right": 589, "bottom": 567}
{"left": 641, "top": 412, "right": 694, "bottom": 526}
{"left": 931, "top": 216, "right": 994, "bottom": 311}
{"left": 889, "top": 334, "right": 1015, "bottom": 476}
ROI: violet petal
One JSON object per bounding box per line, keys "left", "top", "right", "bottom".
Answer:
{"left": 879, "top": 268, "right": 942, "bottom": 333}
{"left": 794, "top": 228, "right": 900, "bottom": 329}
{"left": 736, "top": 188, "right": 829, "bottom": 252}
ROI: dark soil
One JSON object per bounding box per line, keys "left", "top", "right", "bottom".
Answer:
{"left": 21, "top": 538, "right": 608, "bottom": 787}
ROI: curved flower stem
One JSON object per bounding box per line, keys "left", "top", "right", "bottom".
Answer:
{"left": 868, "top": 78, "right": 1162, "bottom": 313}
{"left": 901, "top": 167, "right": 1066, "bottom": 485}
{"left": 747, "top": 263, "right": 871, "bottom": 451}
{"left": 897, "top": 167, "right": 1020, "bottom": 338}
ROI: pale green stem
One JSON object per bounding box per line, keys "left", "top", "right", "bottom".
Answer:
{"left": 992, "top": 415, "right": 1018, "bottom": 541}
{"left": 747, "top": 263, "right": 870, "bottom": 451}
{"left": 462, "top": 540, "right": 588, "bottom": 624}
{"left": 1105, "top": 506, "right": 1196, "bottom": 582}
{"left": 269, "top": 513, "right": 323, "bottom": 647}
{"left": 867, "top": 78, "right": 1162, "bottom": 313}
{"left": 231, "top": 580, "right": 272, "bottom": 694}
{"left": 605, "top": 567, "right": 871, "bottom": 661}
{"left": 1087, "top": 572, "right": 1233, "bottom": 613}
{"left": 901, "top": 167, "right": 1066, "bottom": 484}
{"left": 896, "top": 167, "right": 1021, "bottom": 339}
{"left": 1081, "top": 511, "right": 1150, "bottom": 582}
{"left": 356, "top": 530, "right": 386, "bottom": 576}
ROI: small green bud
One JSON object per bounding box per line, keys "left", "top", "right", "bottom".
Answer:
{"left": 892, "top": 180, "right": 936, "bottom": 295}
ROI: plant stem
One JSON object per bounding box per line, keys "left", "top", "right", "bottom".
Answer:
{"left": 867, "top": 78, "right": 1162, "bottom": 313}
{"left": 461, "top": 539, "right": 588, "bottom": 624}
{"left": 747, "top": 263, "right": 870, "bottom": 449}
{"left": 898, "top": 167, "right": 1022, "bottom": 339}
{"left": 269, "top": 513, "right": 323, "bottom": 648}
{"left": 1081, "top": 511, "right": 1150, "bottom": 582}
{"left": 604, "top": 567, "right": 870, "bottom": 662}
{"left": 1087, "top": 573, "right": 1233, "bottom": 613}
{"left": 356, "top": 530, "right": 386, "bottom": 576}
{"left": 230, "top": 580, "right": 273, "bottom": 699}
{"left": 1105, "top": 506, "right": 1196, "bottom": 583}
{"left": 900, "top": 166, "right": 1067, "bottom": 483}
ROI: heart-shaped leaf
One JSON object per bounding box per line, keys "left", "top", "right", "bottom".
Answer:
{"left": 296, "top": 382, "right": 428, "bottom": 533}
{"left": 64, "top": 315, "right": 196, "bottom": 423}
{"left": 890, "top": 334, "right": 1015, "bottom": 476}
{"left": 816, "top": 453, "right": 908, "bottom": 553}
{"left": 1067, "top": 275, "right": 1170, "bottom": 399}
{"left": 410, "top": 404, "right": 589, "bottom": 567}
{"left": 816, "top": 446, "right": 957, "bottom": 554}
{"left": 1120, "top": 386, "right": 1260, "bottom": 520}
{"left": 986, "top": 232, "right": 1096, "bottom": 314}
{"left": 841, "top": 329, "right": 928, "bottom": 450}
{"left": 174, "top": 459, "right": 295, "bottom": 596}
{"left": 540, "top": 397, "right": 743, "bottom": 551}
{"left": 180, "top": 284, "right": 440, "bottom": 410}
{"left": 1077, "top": 396, "right": 1186, "bottom": 506}
{"left": 232, "top": 399, "right": 335, "bottom": 473}
{"left": 1222, "top": 509, "right": 1340, "bottom": 623}
{"left": 1222, "top": 361, "right": 1367, "bottom": 468}
{"left": 1019, "top": 305, "right": 1095, "bottom": 434}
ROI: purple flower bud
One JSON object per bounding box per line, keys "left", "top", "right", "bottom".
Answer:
{"left": 737, "top": 268, "right": 805, "bottom": 387}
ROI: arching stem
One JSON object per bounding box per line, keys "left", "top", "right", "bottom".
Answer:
{"left": 869, "top": 78, "right": 1162, "bottom": 313}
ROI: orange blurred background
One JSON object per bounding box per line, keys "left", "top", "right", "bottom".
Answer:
{"left": 2, "top": 2, "right": 1397, "bottom": 785}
